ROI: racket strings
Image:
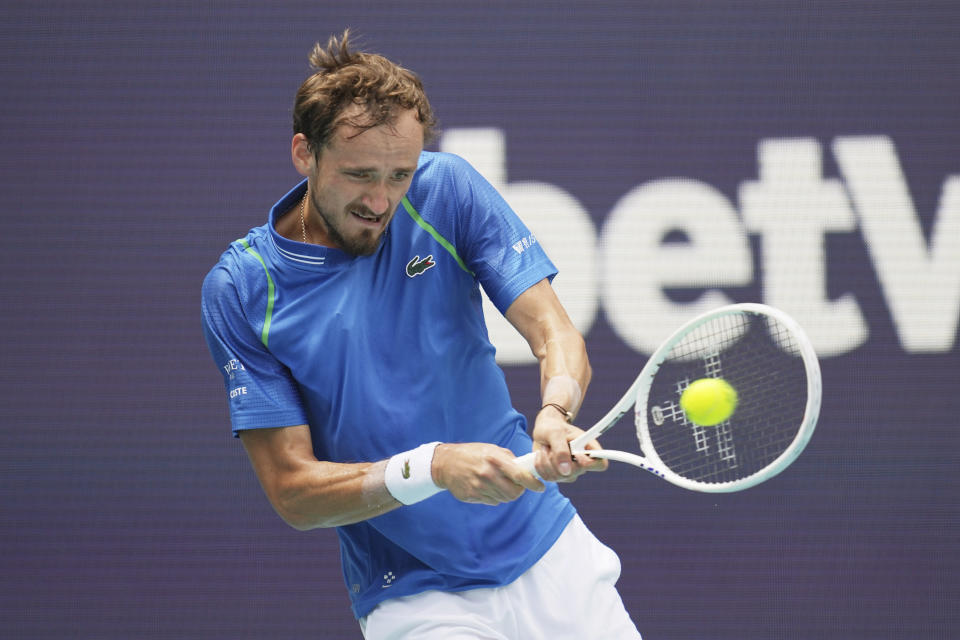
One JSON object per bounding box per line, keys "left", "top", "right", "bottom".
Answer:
{"left": 641, "top": 312, "right": 809, "bottom": 485}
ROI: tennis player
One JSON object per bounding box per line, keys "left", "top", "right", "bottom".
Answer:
{"left": 202, "top": 30, "right": 641, "bottom": 639}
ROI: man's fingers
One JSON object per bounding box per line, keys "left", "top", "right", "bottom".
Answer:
{"left": 532, "top": 446, "right": 570, "bottom": 483}
{"left": 575, "top": 438, "right": 609, "bottom": 472}
{"left": 549, "top": 432, "right": 574, "bottom": 477}
{"left": 516, "top": 470, "right": 546, "bottom": 493}
{"left": 497, "top": 456, "right": 545, "bottom": 493}
{"left": 436, "top": 443, "right": 546, "bottom": 505}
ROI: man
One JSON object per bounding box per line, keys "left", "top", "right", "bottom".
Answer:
{"left": 202, "top": 30, "right": 641, "bottom": 638}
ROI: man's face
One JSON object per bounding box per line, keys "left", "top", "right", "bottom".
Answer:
{"left": 307, "top": 107, "right": 424, "bottom": 256}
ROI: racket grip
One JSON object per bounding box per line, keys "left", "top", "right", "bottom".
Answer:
{"left": 513, "top": 452, "right": 542, "bottom": 480}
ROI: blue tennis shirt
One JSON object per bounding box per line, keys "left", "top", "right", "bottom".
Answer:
{"left": 202, "top": 151, "right": 576, "bottom": 618}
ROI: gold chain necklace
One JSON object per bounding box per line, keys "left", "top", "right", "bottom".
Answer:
{"left": 299, "top": 190, "right": 310, "bottom": 244}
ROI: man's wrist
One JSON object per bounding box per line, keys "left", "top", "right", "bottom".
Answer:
{"left": 542, "top": 375, "right": 582, "bottom": 418}
{"left": 384, "top": 442, "right": 444, "bottom": 505}
{"left": 540, "top": 402, "right": 574, "bottom": 422}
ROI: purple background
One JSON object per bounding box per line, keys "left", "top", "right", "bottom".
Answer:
{"left": 2, "top": 1, "right": 958, "bottom": 638}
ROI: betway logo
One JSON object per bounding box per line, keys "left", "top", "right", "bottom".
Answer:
{"left": 511, "top": 234, "right": 538, "bottom": 254}
{"left": 441, "top": 129, "right": 960, "bottom": 363}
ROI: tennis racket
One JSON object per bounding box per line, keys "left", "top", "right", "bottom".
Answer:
{"left": 515, "top": 303, "right": 821, "bottom": 492}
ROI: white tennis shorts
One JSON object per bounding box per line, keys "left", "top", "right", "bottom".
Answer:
{"left": 359, "top": 514, "right": 642, "bottom": 639}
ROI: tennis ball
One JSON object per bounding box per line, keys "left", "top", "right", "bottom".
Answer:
{"left": 679, "top": 378, "right": 738, "bottom": 426}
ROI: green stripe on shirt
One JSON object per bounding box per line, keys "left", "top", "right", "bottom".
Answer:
{"left": 239, "top": 239, "right": 276, "bottom": 347}
{"left": 401, "top": 196, "right": 475, "bottom": 276}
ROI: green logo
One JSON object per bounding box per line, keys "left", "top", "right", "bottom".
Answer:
{"left": 406, "top": 254, "right": 436, "bottom": 278}
{"left": 401, "top": 459, "right": 411, "bottom": 479}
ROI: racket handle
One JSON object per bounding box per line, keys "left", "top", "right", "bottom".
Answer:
{"left": 513, "top": 452, "right": 542, "bottom": 480}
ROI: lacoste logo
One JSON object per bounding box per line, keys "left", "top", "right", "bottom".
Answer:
{"left": 401, "top": 459, "right": 411, "bottom": 479}
{"left": 405, "top": 254, "right": 436, "bottom": 278}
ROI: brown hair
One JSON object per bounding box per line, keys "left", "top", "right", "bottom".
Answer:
{"left": 292, "top": 30, "right": 438, "bottom": 155}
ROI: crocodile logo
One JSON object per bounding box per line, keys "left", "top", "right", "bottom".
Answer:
{"left": 401, "top": 459, "right": 411, "bottom": 479}
{"left": 405, "top": 254, "right": 436, "bottom": 278}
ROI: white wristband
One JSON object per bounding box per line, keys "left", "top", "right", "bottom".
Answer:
{"left": 384, "top": 442, "right": 443, "bottom": 505}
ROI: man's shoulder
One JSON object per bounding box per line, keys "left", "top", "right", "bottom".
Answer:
{"left": 407, "top": 151, "right": 484, "bottom": 217}
{"left": 223, "top": 225, "right": 272, "bottom": 264}
{"left": 413, "top": 150, "right": 476, "bottom": 184}
{"left": 203, "top": 226, "right": 274, "bottom": 296}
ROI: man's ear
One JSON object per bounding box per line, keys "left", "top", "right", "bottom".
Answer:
{"left": 291, "top": 133, "right": 315, "bottom": 177}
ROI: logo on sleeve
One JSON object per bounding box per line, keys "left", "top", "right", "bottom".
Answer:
{"left": 405, "top": 254, "right": 436, "bottom": 278}
{"left": 511, "top": 233, "right": 538, "bottom": 255}
{"left": 223, "top": 359, "right": 246, "bottom": 379}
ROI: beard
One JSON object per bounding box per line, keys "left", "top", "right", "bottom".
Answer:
{"left": 310, "top": 192, "right": 389, "bottom": 257}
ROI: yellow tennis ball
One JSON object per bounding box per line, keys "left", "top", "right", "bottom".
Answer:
{"left": 680, "top": 378, "right": 739, "bottom": 426}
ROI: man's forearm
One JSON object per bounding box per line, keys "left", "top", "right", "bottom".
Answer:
{"left": 267, "top": 459, "right": 400, "bottom": 530}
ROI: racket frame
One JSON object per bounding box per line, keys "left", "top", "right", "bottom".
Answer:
{"left": 525, "top": 303, "right": 822, "bottom": 493}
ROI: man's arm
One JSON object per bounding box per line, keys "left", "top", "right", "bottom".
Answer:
{"left": 239, "top": 425, "right": 398, "bottom": 530}
{"left": 505, "top": 278, "right": 607, "bottom": 482}
{"left": 240, "top": 424, "right": 545, "bottom": 531}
